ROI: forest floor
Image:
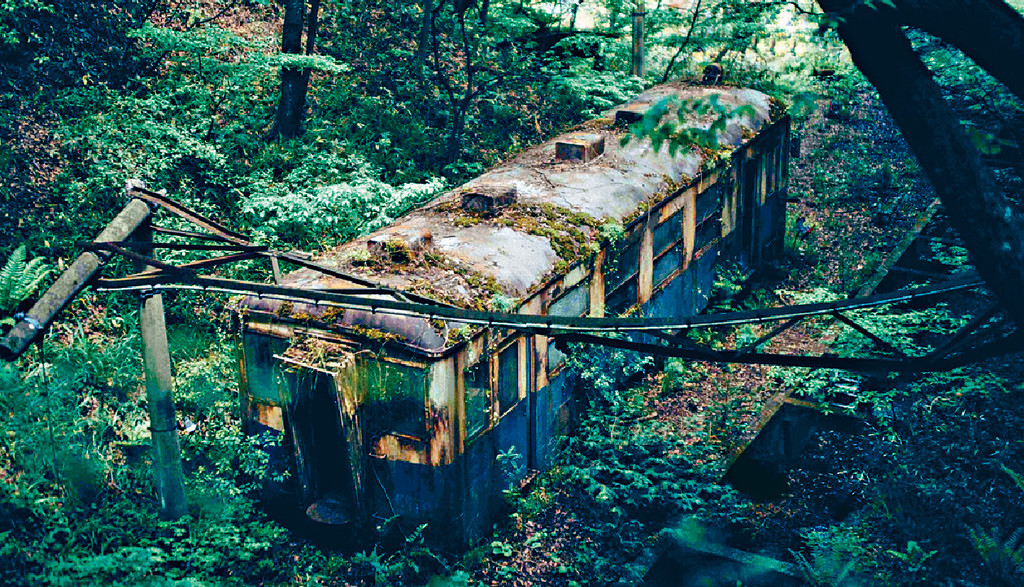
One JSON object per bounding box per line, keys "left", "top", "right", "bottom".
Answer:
{"left": 467, "top": 91, "right": 1024, "bottom": 586}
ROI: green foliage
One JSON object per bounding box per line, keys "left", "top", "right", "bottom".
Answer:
{"left": 349, "top": 523, "right": 446, "bottom": 585}
{"left": 545, "top": 63, "right": 644, "bottom": 119}
{"left": 886, "top": 540, "right": 936, "bottom": 575}
{"left": 0, "top": 244, "right": 50, "bottom": 319}
{"left": 791, "top": 525, "right": 868, "bottom": 587}
{"left": 244, "top": 156, "right": 445, "bottom": 249}
{"left": 967, "top": 526, "right": 1024, "bottom": 585}
{"left": 564, "top": 339, "right": 654, "bottom": 405}
{"left": 0, "top": 0, "right": 53, "bottom": 46}
{"left": 623, "top": 94, "right": 758, "bottom": 156}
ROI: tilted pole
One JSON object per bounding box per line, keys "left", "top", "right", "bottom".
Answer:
{"left": 0, "top": 197, "right": 151, "bottom": 360}
{"left": 133, "top": 198, "right": 188, "bottom": 521}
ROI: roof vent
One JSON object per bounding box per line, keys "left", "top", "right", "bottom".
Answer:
{"left": 556, "top": 133, "right": 606, "bottom": 163}
{"left": 614, "top": 102, "right": 649, "bottom": 126}
{"left": 460, "top": 185, "right": 517, "bottom": 216}
{"left": 367, "top": 229, "right": 432, "bottom": 263}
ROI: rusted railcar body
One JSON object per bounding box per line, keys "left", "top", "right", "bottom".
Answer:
{"left": 238, "top": 83, "right": 790, "bottom": 546}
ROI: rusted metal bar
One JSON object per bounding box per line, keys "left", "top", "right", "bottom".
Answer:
{"left": 855, "top": 198, "right": 941, "bottom": 297}
{"left": 556, "top": 332, "right": 915, "bottom": 371}
{"left": 831, "top": 310, "right": 908, "bottom": 358}
{"left": 0, "top": 197, "right": 152, "bottom": 360}
{"left": 150, "top": 226, "right": 233, "bottom": 242}
{"left": 82, "top": 241, "right": 267, "bottom": 252}
{"left": 731, "top": 316, "right": 801, "bottom": 358}
{"left": 93, "top": 242, "right": 184, "bottom": 273}
{"left": 931, "top": 330, "right": 1024, "bottom": 370}
{"left": 128, "top": 185, "right": 251, "bottom": 244}
{"left": 922, "top": 303, "right": 1003, "bottom": 364}
{"left": 90, "top": 272, "right": 986, "bottom": 335}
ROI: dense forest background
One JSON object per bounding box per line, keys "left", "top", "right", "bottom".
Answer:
{"left": 2, "top": 0, "right": 1024, "bottom": 585}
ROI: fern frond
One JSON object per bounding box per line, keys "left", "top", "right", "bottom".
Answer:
{"left": 968, "top": 525, "right": 1024, "bottom": 581}
{"left": 0, "top": 245, "right": 51, "bottom": 314}
{"left": 0, "top": 244, "right": 27, "bottom": 308}
{"left": 1002, "top": 463, "right": 1024, "bottom": 493}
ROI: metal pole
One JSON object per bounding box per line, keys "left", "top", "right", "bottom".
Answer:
{"left": 632, "top": 2, "right": 645, "bottom": 78}
{"left": 135, "top": 211, "right": 188, "bottom": 520}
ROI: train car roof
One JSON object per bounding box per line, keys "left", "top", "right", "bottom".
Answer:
{"left": 243, "top": 83, "right": 775, "bottom": 354}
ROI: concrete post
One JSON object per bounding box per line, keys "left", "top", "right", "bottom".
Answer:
{"left": 135, "top": 219, "right": 189, "bottom": 520}
{"left": 632, "top": 2, "right": 645, "bottom": 78}
{"left": 0, "top": 198, "right": 151, "bottom": 360}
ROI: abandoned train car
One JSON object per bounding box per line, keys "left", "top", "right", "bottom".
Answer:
{"left": 238, "top": 83, "right": 791, "bottom": 545}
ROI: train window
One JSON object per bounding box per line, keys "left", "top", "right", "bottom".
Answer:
{"left": 365, "top": 359, "right": 427, "bottom": 438}
{"left": 605, "top": 231, "right": 642, "bottom": 291}
{"left": 653, "top": 244, "right": 682, "bottom": 287}
{"left": 549, "top": 284, "right": 589, "bottom": 317}
{"left": 695, "top": 217, "right": 722, "bottom": 252}
{"left": 242, "top": 332, "right": 288, "bottom": 403}
{"left": 696, "top": 182, "right": 723, "bottom": 223}
{"left": 606, "top": 278, "right": 638, "bottom": 316}
{"left": 497, "top": 343, "right": 520, "bottom": 413}
{"left": 464, "top": 359, "right": 491, "bottom": 437}
{"left": 652, "top": 213, "right": 682, "bottom": 256}
{"left": 547, "top": 338, "right": 566, "bottom": 372}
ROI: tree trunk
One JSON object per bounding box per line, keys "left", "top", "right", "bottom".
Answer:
{"left": 414, "top": 0, "right": 434, "bottom": 70}
{"left": 886, "top": 0, "right": 1024, "bottom": 103}
{"left": 631, "top": 1, "right": 645, "bottom": 77}
{"left": 661, "top": 0, "right": 703, "bottom": 83}
{"left": 817, "top": 0, "right": 1024, "bottom": 328}
{"left": 271, "top": 0, "right": 307, "bottom": 139}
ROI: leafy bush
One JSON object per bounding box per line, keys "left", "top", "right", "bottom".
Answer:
{"left": 243, "top": 152, "right": 445, "bottom": 249}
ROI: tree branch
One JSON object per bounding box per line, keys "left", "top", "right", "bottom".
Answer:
{"left": 817, "top": 0, "right": 1024, "bottom": 328}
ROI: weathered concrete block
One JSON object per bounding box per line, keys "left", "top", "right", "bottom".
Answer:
{"left": 460, "top": 185, "right": 517, "bottom": 216}
{"left": 614, "top": 103, "right": 649, "bottom": 126}
{"left": 555, "top": 133, "right": 606, "bottom": 163}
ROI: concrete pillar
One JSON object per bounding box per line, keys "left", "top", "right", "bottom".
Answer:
{"left": 135, "top": 220, "right": 188, "bottom": 520}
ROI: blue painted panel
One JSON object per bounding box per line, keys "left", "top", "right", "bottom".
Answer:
{"left": 695, "top": 244, "right": 719, "bottom": 312}
{"left": 695, "top": 217, "right": 722, "bottom": 252}
{"left": 653, "top": 213, "right": 682, "bottom": 255}
{"left": 493, "top": 399, "right": 530, "bottom": 482}
{"left": 653, "top": 245, "right": 682, "bottom": 288}
{"left": 549, "top": 284, "right": 589, "bottom": 317}
{"left": 606, "top": 278, "right": 638, "bottom": 316}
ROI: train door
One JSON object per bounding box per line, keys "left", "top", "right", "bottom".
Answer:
{"left": 276, "top": 356, "right": 360, "bottom": 525}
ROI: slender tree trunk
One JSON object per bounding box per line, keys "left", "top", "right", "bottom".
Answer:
{"left": 271, "top": 0, "right": 307, "bottom": 139}
{"left": 479, "top": 0, "right": 490, "bottom": 25}
{"left": 415, "top": 0, "right": 434, "bottom": 70}
{"left": 631, "top": 0, "right": 645, "bottom": 77}
{"left": 817, "top": 0, "right": 1024, "bottom": 328}
{"left": 662, "top": 0, "right": 703, "bottom": 83}
{"left": 297, "top": 0, "right": 321, "bottom": 124}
